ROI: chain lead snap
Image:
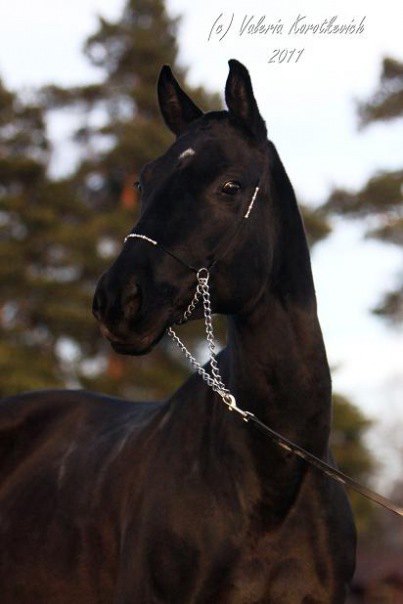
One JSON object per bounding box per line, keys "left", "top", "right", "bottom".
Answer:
{"left": 223, "top": 393, "right": 236, "bottom": 410}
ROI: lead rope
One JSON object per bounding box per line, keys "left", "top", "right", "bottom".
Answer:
{"left": 167, "top": 269, "right": 403, "bottom": 518}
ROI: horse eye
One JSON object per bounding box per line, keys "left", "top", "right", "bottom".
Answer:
{"left": 134, "top": 181, "right": 142, "bottom": 192}
{"left": 222, "top": 181, "right": 241, "bottom": 195}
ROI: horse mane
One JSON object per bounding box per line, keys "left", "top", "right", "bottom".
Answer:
{"left": 266, "top": 139, "right": 316, "bottom": 307}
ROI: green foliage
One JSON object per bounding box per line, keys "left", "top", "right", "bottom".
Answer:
{"left": 300, "top": 205, "right": 331, "bottom": 248}
{"left": 0, "top": 341, "right": 64, "bottom": 396}
{"left": 0, "top": 78, "right": 48, "bottom": 157}
{"left": 372, "top": 285, "right": 403, "bottom": 323}
{"left": 359, "top": 57, "right": 403, "bottom": 126}
{"left": 331, "top": 394, "right": 376, "bottom": 532}
{"left": 331, "top": 394, "right": 374, "bottom": 480}
{"left": 0, "top": 80, "right": 61, "bottom": 396}
{"left": 323, "top": 56, "right": 403, "bottom": 324}
{"left": 325, "top": 170, "right": 403, "bottom": 217}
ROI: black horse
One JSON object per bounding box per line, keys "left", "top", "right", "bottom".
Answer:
{"left": 0, "top": 60, "right": 356, "bottom": 602}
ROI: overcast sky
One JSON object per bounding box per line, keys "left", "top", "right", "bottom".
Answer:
{"left": 0, "top": 0, "right": 402, "bottom": 486}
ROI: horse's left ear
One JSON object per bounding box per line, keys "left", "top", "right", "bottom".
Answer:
{"left": 158, "top": 65, "right": 203, "bottom": 136}
{"left": 225, "top": 59, "right": 267, "bottom": 143}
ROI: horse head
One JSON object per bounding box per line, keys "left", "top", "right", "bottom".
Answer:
{"left": 93, "top": 60, "right": 277, "bottom": 355}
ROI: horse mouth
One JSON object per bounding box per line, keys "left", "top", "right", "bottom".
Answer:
{"left": 100, "top": 319, "right": 172, "bottom": 356}
{"left": 99, "top": 295, "right": 200, "bottom": 356}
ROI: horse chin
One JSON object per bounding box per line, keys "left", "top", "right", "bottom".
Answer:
{"left": 110, "top": 327, "right": 166, "bottom": 356}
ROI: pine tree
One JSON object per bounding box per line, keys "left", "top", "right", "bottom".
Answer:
{"left": 323, "top": 57, "right": 403, "bottom": 323}
{"left": 0, "top": 77, "right": 116, "bottom": 394}
{"left": 0, "top": 78, "right": 62, "bottom": 394}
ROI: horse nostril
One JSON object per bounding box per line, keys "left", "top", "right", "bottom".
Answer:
{"left": 123, "top": 283, "right": 142, "bottom": 318}
{"left": 92, "top": 289, "right": 106, "bottom": 321}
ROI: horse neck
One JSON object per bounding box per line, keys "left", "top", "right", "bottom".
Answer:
{"left": 226, "top": 143, "right": 331, "bottom": 456}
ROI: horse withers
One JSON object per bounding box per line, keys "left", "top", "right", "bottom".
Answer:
{"left": 0, "top": 60, "right": 356, "bottom": 603}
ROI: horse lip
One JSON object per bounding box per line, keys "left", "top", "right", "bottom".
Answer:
{"left": 101, "top": 312, "right": 183, "bottom": 355}
{"left": 99, "top": 323, "right": 126, "bottom": 344}
{"left": 100, "top": 325, "right": 153, "bottom": 351}
{"left": 110, "top": 330, "right": 165, "bottom": 356}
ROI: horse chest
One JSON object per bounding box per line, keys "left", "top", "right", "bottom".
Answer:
{"left": 117, "top": 469, "right": 342, "bottom": 604}
{"left": 119, "top": 524, "right": 335, "bottom": 604}
{"left": 224, "top": 529, "right": 335, "bottom": 604}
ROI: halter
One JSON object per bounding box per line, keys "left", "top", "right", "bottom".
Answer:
{"left": 123, "top": 180, "right": 262, "bottom": 409}
{"left": 122, "top": 179, "right": 403, "bottom": 519}
{"left": 124, "top": 185, "right": 260, "bottom": 273}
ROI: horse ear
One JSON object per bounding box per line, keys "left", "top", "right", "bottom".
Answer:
{"left": 158, "top": 65, "right": 203, "bottom": 136}
{"left": 225, "top": 59, "right": 267, "bottom": 142}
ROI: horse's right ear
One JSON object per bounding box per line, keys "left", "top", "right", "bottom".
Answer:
{"left": 158, "top": 65, "right": 203, "bottom": 136}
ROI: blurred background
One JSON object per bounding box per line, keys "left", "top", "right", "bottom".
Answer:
{"left": 0, "top": 0, "right": 402, "bottom": 598}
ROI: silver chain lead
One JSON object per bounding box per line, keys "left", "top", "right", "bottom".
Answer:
{"left": 167, "top": 269, "right": 247, "bottom": 417}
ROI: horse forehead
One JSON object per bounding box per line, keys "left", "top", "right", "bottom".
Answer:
{"left": 145, "top": 120, "right": 256, "bottom": 183}
{"left": 170, "top": 132, "right": 252, "bottom": 172}
{"left": 149, "top": 137, "right": 225, "bottom": 178}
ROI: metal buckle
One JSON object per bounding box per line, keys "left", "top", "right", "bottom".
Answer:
{"left": 196, "top": 267, "right": 209, "bottom": 283}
